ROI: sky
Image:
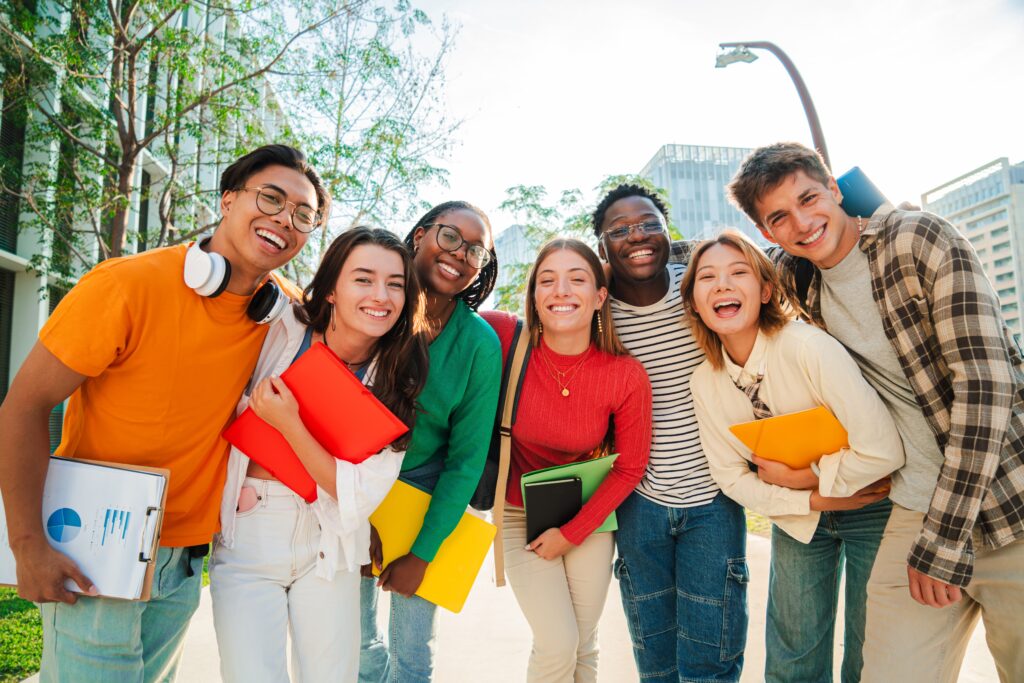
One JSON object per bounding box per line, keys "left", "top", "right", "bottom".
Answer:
{"left": 410, "top": 0, "right": 1024, "bottom": 235}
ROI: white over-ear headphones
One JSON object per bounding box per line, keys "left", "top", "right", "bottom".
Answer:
{"left": 183, "top": 238, "right": 289, "bottom": 324}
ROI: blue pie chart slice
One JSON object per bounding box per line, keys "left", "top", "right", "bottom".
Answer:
{"left": 46, "top": 508, "right": 82, "bottom": 543}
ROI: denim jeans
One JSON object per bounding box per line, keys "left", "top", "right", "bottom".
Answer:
{"left": 358, "top": 577, "right": 439, "bottom": 683}
{"left": 766, "top": 498, "right": 891, "bottom": 683}
{"left": 358, "top": 463, "right": 442, "bottom": 683}
{"left": 39, "top": 546, "right": 203, "bottom": 683}
{"left": 615, "top": 491, "right": 748, "bottom": 683}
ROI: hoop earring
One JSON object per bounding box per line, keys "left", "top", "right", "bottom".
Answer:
{"left": 596, "top": 311, "right": 604, "bottom": 336}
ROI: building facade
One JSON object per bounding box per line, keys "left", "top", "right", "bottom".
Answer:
{"left": 640, "top": 143, "right": 760, "bottom": 242}
{"left": 922, "top": 158, "right": 1024, "bottom": 344}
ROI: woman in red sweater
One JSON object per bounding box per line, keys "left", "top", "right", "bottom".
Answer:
{"left": 488, "top": 238, "right": 652, "bottom": 683}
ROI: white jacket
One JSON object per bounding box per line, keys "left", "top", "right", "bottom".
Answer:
{"left": 217, "top": 303, "right": 404, "bottom": 577}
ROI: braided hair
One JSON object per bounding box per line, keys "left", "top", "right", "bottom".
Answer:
{"left": 591, "top": 184, "right": 670, "bottom": 238}
{"left": 403, "top": 200, "right": 498, "bottom": 311}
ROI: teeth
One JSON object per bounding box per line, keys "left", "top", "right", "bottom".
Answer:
{"left": 550, "top": 305, "right": 576, "bottom": 312}
{"left": 256, "top": 229, "right": 286, "bottom": 249}
{"left": 628, "top": 249, "right": 653, "bottom": 260}
{"left": 713, "top": 300, "right": 740, "bottom": 310}
{"left": 362, "top": 308, "right": 388, "bottom": 318}
{"left": 439, "top": 262, "right": 460, "bottom": 277}
{"left": 798, "top": 226, "right": 825, "bottom": 245}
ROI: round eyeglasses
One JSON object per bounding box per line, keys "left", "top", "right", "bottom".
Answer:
{"left": 602, "top": 220, "right": 666, "bottom": 242}
{"left": 240, "top": 187, "right": 322, "bottom": 233}
{"left": 426, "top": 223, "right": 492, "bottom": 269}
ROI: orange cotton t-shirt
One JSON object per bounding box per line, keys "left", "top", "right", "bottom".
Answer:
{"left": 39, "top": 244, "right": 294, "bottom": 547}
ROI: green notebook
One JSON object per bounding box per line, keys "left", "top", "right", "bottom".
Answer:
{"left": 520, "top": 454, "right": 619, "bottom": 534}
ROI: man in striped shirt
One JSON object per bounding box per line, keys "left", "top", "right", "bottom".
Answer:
{"left": 594, "top": 185, "right": 748, "bottom": 683}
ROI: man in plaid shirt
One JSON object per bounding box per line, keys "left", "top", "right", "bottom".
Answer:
{"left": 724, "top": 142, "right": 1024, "bottom": 682}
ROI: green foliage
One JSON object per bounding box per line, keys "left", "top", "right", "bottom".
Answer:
{"left": 0, "top": 588, "right": 42, "bottom": 682}
{"left": 0, "top": 0, "right": 457, "bottom": 289}
{"left": 493, "top": 173, "right": 676, "bottom": 314}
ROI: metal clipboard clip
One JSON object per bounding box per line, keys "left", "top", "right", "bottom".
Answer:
{"left": 138, "top": 506, "right": 160, "bottom": 563}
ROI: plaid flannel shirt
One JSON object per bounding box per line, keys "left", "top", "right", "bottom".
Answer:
{"left": 673, "top": 206, "right": 1024, "bottom": 586}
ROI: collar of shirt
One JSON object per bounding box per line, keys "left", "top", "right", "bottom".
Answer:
{"left": 723, "top": 328, "right": 769, "bottom": 387}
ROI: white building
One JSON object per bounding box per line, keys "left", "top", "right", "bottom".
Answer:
{"left": 922, "top": 158, "right": 1024, "bottom": 344}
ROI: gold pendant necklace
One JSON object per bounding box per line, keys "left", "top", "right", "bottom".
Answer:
{"left": 538, "top": 344, "right": 590, "bottom": 398}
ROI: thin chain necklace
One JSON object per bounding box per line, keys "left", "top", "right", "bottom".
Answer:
{"left": 538, "top": 342, "right": 590, "bottom": 397}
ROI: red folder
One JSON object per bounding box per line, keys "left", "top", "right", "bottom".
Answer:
{"left": 223, "top": 342, "right": 409, "bottom": 502}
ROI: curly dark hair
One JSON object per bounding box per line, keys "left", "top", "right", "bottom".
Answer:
{"left": 591, "top": 184, "right": 670, "bottom": 238}
{"left": 403, "top": 200, "right": 498, "bottom": 311}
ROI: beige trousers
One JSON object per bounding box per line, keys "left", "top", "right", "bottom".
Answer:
{"left": 502, "top": 506, "right": 614, "bottom": 683}
{"left": 860, "top": 504, "right": 1024, "bottom": 683}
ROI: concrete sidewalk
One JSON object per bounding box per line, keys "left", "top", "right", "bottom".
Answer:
{"left": 175, "top": 534, "right": 999, "bottom": 682}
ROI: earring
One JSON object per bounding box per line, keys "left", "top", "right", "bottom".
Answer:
{"left": 596, "top": 311, "right": 604, "bottom": 335}
{"left": 538, "top": 321, "right": 543, "bottom": 336}
{"left": 330, "top": 304, "right": 337, "bottom": 332}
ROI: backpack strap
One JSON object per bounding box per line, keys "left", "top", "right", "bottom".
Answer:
{"left": 491, "top": 322, "right": 531, "bottom": 587}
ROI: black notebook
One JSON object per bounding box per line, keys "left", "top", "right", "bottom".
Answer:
{"left": 524, "top": 476, "right": 582, "bottom": 543}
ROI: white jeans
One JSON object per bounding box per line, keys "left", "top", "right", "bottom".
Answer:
{"left": 210, "top": 477, "right": 360, "bottom": 683}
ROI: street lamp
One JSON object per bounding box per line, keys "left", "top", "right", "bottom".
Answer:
{"left": 715, "top": 41, "right": 830, "bottom": 168}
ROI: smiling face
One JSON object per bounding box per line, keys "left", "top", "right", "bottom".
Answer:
{"left": 597, "top": 195, "right": 670, "bottom": 285}
{"left": 328, "top": 244, "right": 407, "bottom": 347}
{"left": 218, "top": 164, "right": 318, "bottom": 277}
{"left": 532, "top": 248, "right": 608, "bottom": 340}
{"left": 754, "top": 170, "right": 860, "bottom": 269}
{"left": 691, "top": 243, "right": 771, "bottom": 359}
{"left": 411, "top": 208, "right": 491, "bottom": 298}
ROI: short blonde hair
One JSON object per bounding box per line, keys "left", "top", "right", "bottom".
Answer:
{"left": 680, "top": 230, "right": 791, "bottom": 370}
{"left": 525, "top": 238, "right": 627, "bottom": 356}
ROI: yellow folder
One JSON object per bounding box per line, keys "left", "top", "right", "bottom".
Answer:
{"left": 369, "top": 480, "right": 496, "bottom": 613}
{"left": 728, "top": 406, "right": 849, "bottom": 469}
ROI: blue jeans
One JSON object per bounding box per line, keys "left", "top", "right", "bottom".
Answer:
{"left": 615, "top": 491, "right": 748, "bottom": 682}
{"left": 766, "top": 498, "right": 892, "bottom": 683}
{"left": 358, "top": 462, "right": 442, "bottom": 683}
{"left": 358, "top": 577, "right": 439, "bottom": 683}
{"left": 39, "top": 546, "right": 203, "bottom": 683}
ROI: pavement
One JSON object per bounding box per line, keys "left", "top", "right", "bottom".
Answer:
{"left": 168, "top": 534, "right": 999, "bottom": 682}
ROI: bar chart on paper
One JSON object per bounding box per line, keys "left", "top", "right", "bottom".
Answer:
{"left": 100, "top": 508, "right": 131, "bottom": 546}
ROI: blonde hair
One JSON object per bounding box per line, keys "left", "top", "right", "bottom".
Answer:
{"left": 525, "top": 238, "right": 627, "bottom": 356}
{"left": 680, "top": 230, "right": 791, "bottom": 370}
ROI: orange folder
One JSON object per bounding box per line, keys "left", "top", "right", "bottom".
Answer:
{"left": 728, "top": 406, "right": 849, "bottom": 469}
{"left": 223, "top": 342, "right": 408, "bottom": 502}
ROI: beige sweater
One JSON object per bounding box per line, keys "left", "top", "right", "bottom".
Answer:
{"left": 690, "top": 321, "right": 905, "bottom": 543}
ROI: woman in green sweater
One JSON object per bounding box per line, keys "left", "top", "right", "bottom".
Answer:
{"left": 359, "top": 201, "right": 501, "bottom": 683}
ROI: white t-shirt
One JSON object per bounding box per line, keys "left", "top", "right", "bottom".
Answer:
{"left": 610, "top": 263, "right": 719, "bottom": 507}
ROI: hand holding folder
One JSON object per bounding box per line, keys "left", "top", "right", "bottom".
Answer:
{"left": 223, "top": 342, "right": 408, "bottom": 502}
{"left": 520, "top": 453, "right": 619, "bottom": 534}
{"left": 728, "top": 406, "right": 849, "bottom": 470}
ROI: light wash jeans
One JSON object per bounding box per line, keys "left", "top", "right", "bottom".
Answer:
{"left": 358, "top": 462, "right": 444, "bottom": 683}
{"left": 359, "top": 577, "right": 439, "bottom": 683}
{"left": 39, "top": 545, "right": 203, "bottom": 683}
{"left": 614, "top": 491, "right": 748, "bottom": 683}
{"left": 765, "top": 498, "right": 891, "bottom": 683}
{"left": 209, "top": 477, "right": 361, "bottom": 683}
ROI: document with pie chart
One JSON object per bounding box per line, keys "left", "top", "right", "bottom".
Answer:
{"left": 0, "top": 457, "right": 168, "bottom": 600}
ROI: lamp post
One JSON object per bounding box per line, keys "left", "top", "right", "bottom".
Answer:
{"left": 716, "top": 41, "right": 830, "bottom": 168}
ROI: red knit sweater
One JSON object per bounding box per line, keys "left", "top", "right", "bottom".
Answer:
{"left": 481, "top": 311, "right": 652, "bottom": 545}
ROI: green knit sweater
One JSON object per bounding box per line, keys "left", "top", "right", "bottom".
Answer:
{"left": 403, "top": 301, "right": 501, "bottom": 561}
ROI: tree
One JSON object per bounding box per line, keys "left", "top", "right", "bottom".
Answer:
{"left": 0, "top": 0, "right": 457, "bottom": 289}
{"left": 493, "top": 174, "right": 678, "bottom": 314}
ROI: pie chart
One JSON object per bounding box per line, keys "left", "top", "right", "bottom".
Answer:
{"left": 46, "top": 508, "right": 82, "bottom": 543}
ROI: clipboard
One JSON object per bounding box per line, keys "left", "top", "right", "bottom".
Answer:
{"left": 519, "top": 453, "right": 619, "bottom": 533}
{"left": 728, "top": 406, "right": 849, "bottom": 469}
{"left": 369, "top": 480, "right": 496, "bottom": 613}
{"left": 0, "top": 457, "right": 168, "bottom": 601}
{"left": 223, "top": 342, "right": 408, "bottom": 503}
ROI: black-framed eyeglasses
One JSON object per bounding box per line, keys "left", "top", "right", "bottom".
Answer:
{"left": 602, "top": 220, "right": 666, "bottom": 242}
{"left": 426, "top": 223, "right": 492, "bottom": 269}
{"left": 241, "top": 187, "right": 322, "bottom": 233}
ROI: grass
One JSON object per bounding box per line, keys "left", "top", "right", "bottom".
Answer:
{"left": 0, "top": 588, "right": 42, "bottom": 683}
{"left": 0, "top": 556, "right": 210, "bottom": 682}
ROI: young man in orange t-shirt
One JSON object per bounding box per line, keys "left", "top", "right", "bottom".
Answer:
{"left": 0, "top": 144, "right": 329, "bottom": 681}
